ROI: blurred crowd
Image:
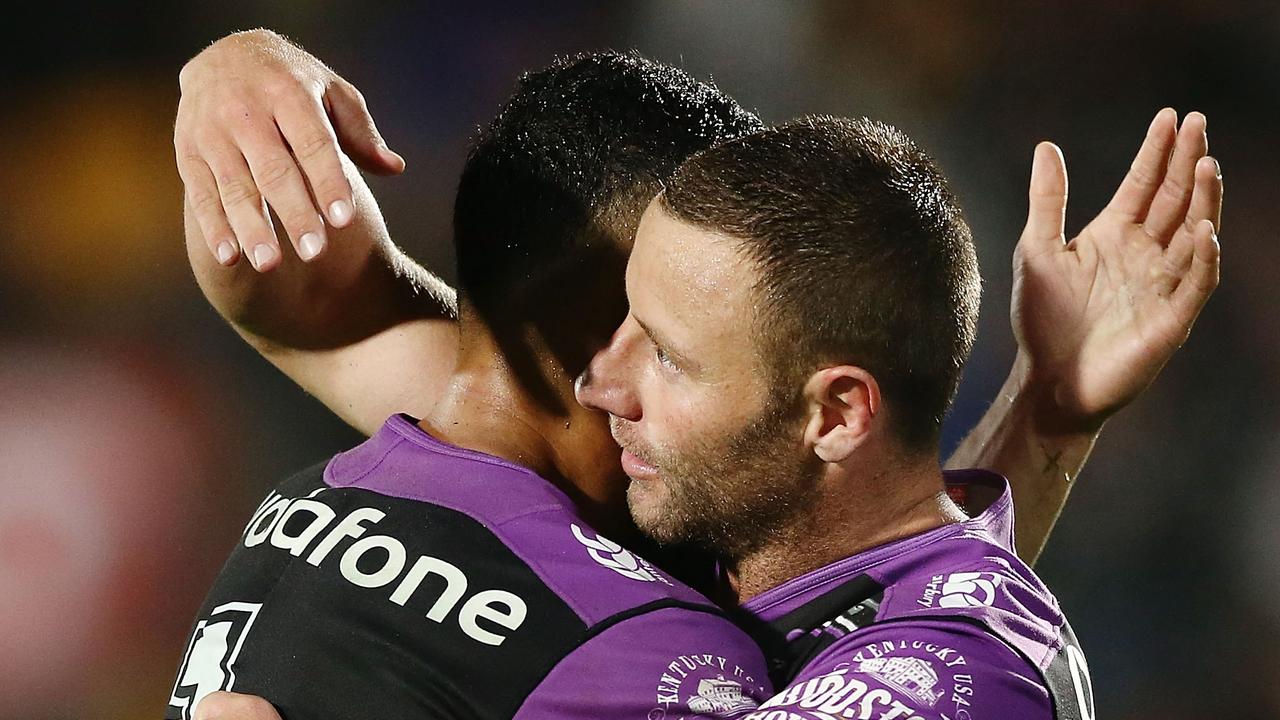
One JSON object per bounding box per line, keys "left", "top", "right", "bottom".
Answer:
{"left": 2, "top": 2, "right": 1277, "bottom": 718}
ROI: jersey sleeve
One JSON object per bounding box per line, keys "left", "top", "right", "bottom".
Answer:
{"left": 743, "top": 620, "right": 1053, "bottom": 720}
{"left": 513, "top": 605, "right": 773, "bottom": 720}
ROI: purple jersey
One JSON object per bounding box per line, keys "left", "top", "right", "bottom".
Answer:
{"left": 168, "top": 415, "right": 771, "bottom": 720}
{"left": 736, "top": 471, "right": 1094, "bottom": 720}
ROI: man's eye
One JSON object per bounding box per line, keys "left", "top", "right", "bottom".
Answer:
{"left": 655, "top": 345, "right": 678, "bottom": 370}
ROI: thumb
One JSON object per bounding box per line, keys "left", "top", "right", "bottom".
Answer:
{"left": 325, "top": 80, "right": 406, "bottom": 176}
{"left": 1021, "top": 141, "right": 1069, "bottom": 255}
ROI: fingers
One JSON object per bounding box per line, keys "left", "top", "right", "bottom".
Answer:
{"left": 177, "top": 151, "right": 240, "bottom": 266}
{"left": 175, "top": 32, "right": 373, "bottom": 272}
{"left": 1019, "top": 141, "right": 1069, "bottom": 256}
{"left": 276, "top": 92, "right": 356, "bottom": 230}
{"left": 1189, "top": 155, "right": 1224, "bottom": 233}
{"left": 1144, "top": 111, "right": 1208, "bottom": 243}
{"left": 206, "top": 143, "right": 282, "bottom": 272}
{"left": 194, "top": 691, "right": 283, "bottom": 720}
{"left": 1165, "top": 156, "right": 1224, "bottom": 274}
{"left": 1105, "top": 108, "right": 1178, "bottom": 222}
{"left": 1171, "top": 218, "right": 1220, "bottom": 326}
{"left": 327, "top": 79, "right": 406, "bottom": 176}
{"left": 234, "top": 115, "right": 330, "bottom": 264}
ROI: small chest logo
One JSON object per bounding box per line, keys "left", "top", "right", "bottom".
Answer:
{"left": 168, "top": 601, "right": 262, "bottom": 720}
{"left": 918, "top": 571, "right": 1002, "bottom": 608}
{"left": 687, "top": 677, "right": 758, "bottom": 715}
{"left": 655, "top": 653, "right": 765, "bottom": 719}
{"left": 570, "top": 524, "right": 670, "bottom": 584}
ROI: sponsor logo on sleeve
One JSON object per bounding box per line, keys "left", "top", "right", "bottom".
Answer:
{"left": 168, "top": 601, "right": 261, "bottom": 720}
{"left": 571, "top": 524, "right": 672, "bottom": 585}
{"left": 652, "top": 653, "right": 766, "bottom": 719}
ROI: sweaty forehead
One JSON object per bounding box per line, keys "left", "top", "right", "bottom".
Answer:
{"left": 627, "top": 201, "right": 757, "bottom": 348}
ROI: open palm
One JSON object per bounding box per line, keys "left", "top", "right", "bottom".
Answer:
{"left": 1012, "top": 109, "right": 1222, "bottom": 432}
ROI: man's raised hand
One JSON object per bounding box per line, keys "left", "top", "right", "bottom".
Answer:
{"left": 174, "top": 29, "right": 405, "bottom": 271}
{"left": 1012, "top": 108, "right": 1223, "bottom": 433}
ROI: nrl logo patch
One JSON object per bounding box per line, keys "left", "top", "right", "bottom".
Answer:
{"left": 918, "top": 571, "right": 1002, "bottom": 609}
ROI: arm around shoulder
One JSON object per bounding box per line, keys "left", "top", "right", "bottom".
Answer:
{"left": 186, "top": 157, "right": 460, "bottom": 435}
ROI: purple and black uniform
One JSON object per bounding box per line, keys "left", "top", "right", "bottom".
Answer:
{"left": 167, "top": 415, "right": 770, "bottom": 720}
{"left": 737, "top": 471, "right": 1094, "bottom": 720}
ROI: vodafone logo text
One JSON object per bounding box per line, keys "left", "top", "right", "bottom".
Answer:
{"left": 241, "top": 489, "right": 528, "bottom": 646}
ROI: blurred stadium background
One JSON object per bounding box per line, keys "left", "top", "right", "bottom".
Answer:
{"left": 1, "top": 2, "right": 1276, "bottom": 717}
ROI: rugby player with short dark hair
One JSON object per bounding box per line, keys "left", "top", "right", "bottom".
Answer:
{"left": 573, "top": 115, "right": 1217, "bottom": 717}
{"left": 170, "top": 30, "right": 1219, "bottom": 720}
{"left": 171, "top": 43, "right": 775, "bottom": 720}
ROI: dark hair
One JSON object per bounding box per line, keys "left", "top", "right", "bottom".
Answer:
{"left": 453, "top": 51, "right": 763, "bottom": 313}
{"left": 661, "top": 115, "right": 981, "bottom": 449}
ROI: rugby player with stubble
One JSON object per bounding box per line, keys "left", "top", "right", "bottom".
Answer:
{"left": 171, "top": 31, "right": 1219, "bottom": 720}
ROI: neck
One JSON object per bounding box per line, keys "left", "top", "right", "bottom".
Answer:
{"left": 418, "top": 322, "right": 635, "bottom": 539}
{"left": 728, "top": 455, "right": 966, "bottom": 602}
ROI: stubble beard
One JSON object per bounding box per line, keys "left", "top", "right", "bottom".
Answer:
{"left": 614, "top": 399, "right": 823, "bottom": 562}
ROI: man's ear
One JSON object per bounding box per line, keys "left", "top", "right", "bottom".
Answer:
{"left": 801, "top": 366, "right": 881, "bottom": 463}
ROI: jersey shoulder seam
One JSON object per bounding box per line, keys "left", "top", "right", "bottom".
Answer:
{"left": 867, "top": 613, "right": 1059, "bottom": 673}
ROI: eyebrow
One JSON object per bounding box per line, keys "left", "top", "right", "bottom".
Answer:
{"left": 635, "top": 315, "right": 696, "bottom": 369}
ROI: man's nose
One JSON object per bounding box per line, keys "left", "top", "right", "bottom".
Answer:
{"left": 574, "top": 324, "right": 641, "bottom": 422}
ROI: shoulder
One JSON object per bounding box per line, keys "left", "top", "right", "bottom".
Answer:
{"left": 516, "top": 605, "right": 773, "bottom": 720}
{"left": 880, "top": 544, "right": 1068, "bottom": 669}
{"left": 321, "top": 417, "right": 720, "bottom": 621}
{"left": 751, "top": 619, "right": 1052, "bottom": 720}
{"left": 494, "top": 512, "right": 723, "bottom": 625}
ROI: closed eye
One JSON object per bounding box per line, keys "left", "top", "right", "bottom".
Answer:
{"left": 655, "top": 344, "right": 680, "bottom": 371}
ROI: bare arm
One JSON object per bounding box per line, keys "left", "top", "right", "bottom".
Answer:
{"left": 183, "top": 157, "right": 458, "bottom": 434}
{"left": 947, "top": 109, "right": 1223, "bottom": 562}
{"left": 176, "top": 30, "right": 459, "bottom": 435}
{"left": 945, "top": 354, "right": 1098, "bottom": 561}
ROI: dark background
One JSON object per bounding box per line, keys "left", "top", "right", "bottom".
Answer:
{"left": 2, "top": 2, "right": 1276, "bottom": 717}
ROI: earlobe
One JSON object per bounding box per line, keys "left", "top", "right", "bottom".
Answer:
{"left": 815, "top": 434, "right": 856, "bottom": 463}
{"left": 802, "top": 366, "right": 881, "bottom": 464}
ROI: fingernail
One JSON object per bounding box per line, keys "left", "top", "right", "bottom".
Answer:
{"left": 252, "top": 244, "right": 276, "bottom": 269}
{"left": 299, "top": 232, "right": 325, "bottom": 261}
{"left": 329, "top": 199, "right": 353, "bottom": 226}
{"left": 1212, "top": 158, "right": 1222, "bottom": 179}
{"left": 215, "top": 242, "right": 236, "bottom": 265}
{"left": 382, "top": 147, "right": 405, "bottom": 165}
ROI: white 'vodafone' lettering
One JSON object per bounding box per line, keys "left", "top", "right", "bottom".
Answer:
{"left": 241, "top": 489, "right": 528, "bottom": 646}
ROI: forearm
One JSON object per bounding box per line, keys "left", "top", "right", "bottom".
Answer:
{"left": 186, "top": 158, "right": 460, "bottom": 435}
{"left": 944, "top": 354, "right": 1100, "bottom": 563}
{"left": 186, "top": 156, "right": 455, "bottom": 349}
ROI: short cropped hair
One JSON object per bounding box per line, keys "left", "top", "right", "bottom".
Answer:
{"left": 453, "top": 51, "right": 764, "bottom": 312}
{"left": 661, "top": 116, "right": 981, "bottom": 449}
